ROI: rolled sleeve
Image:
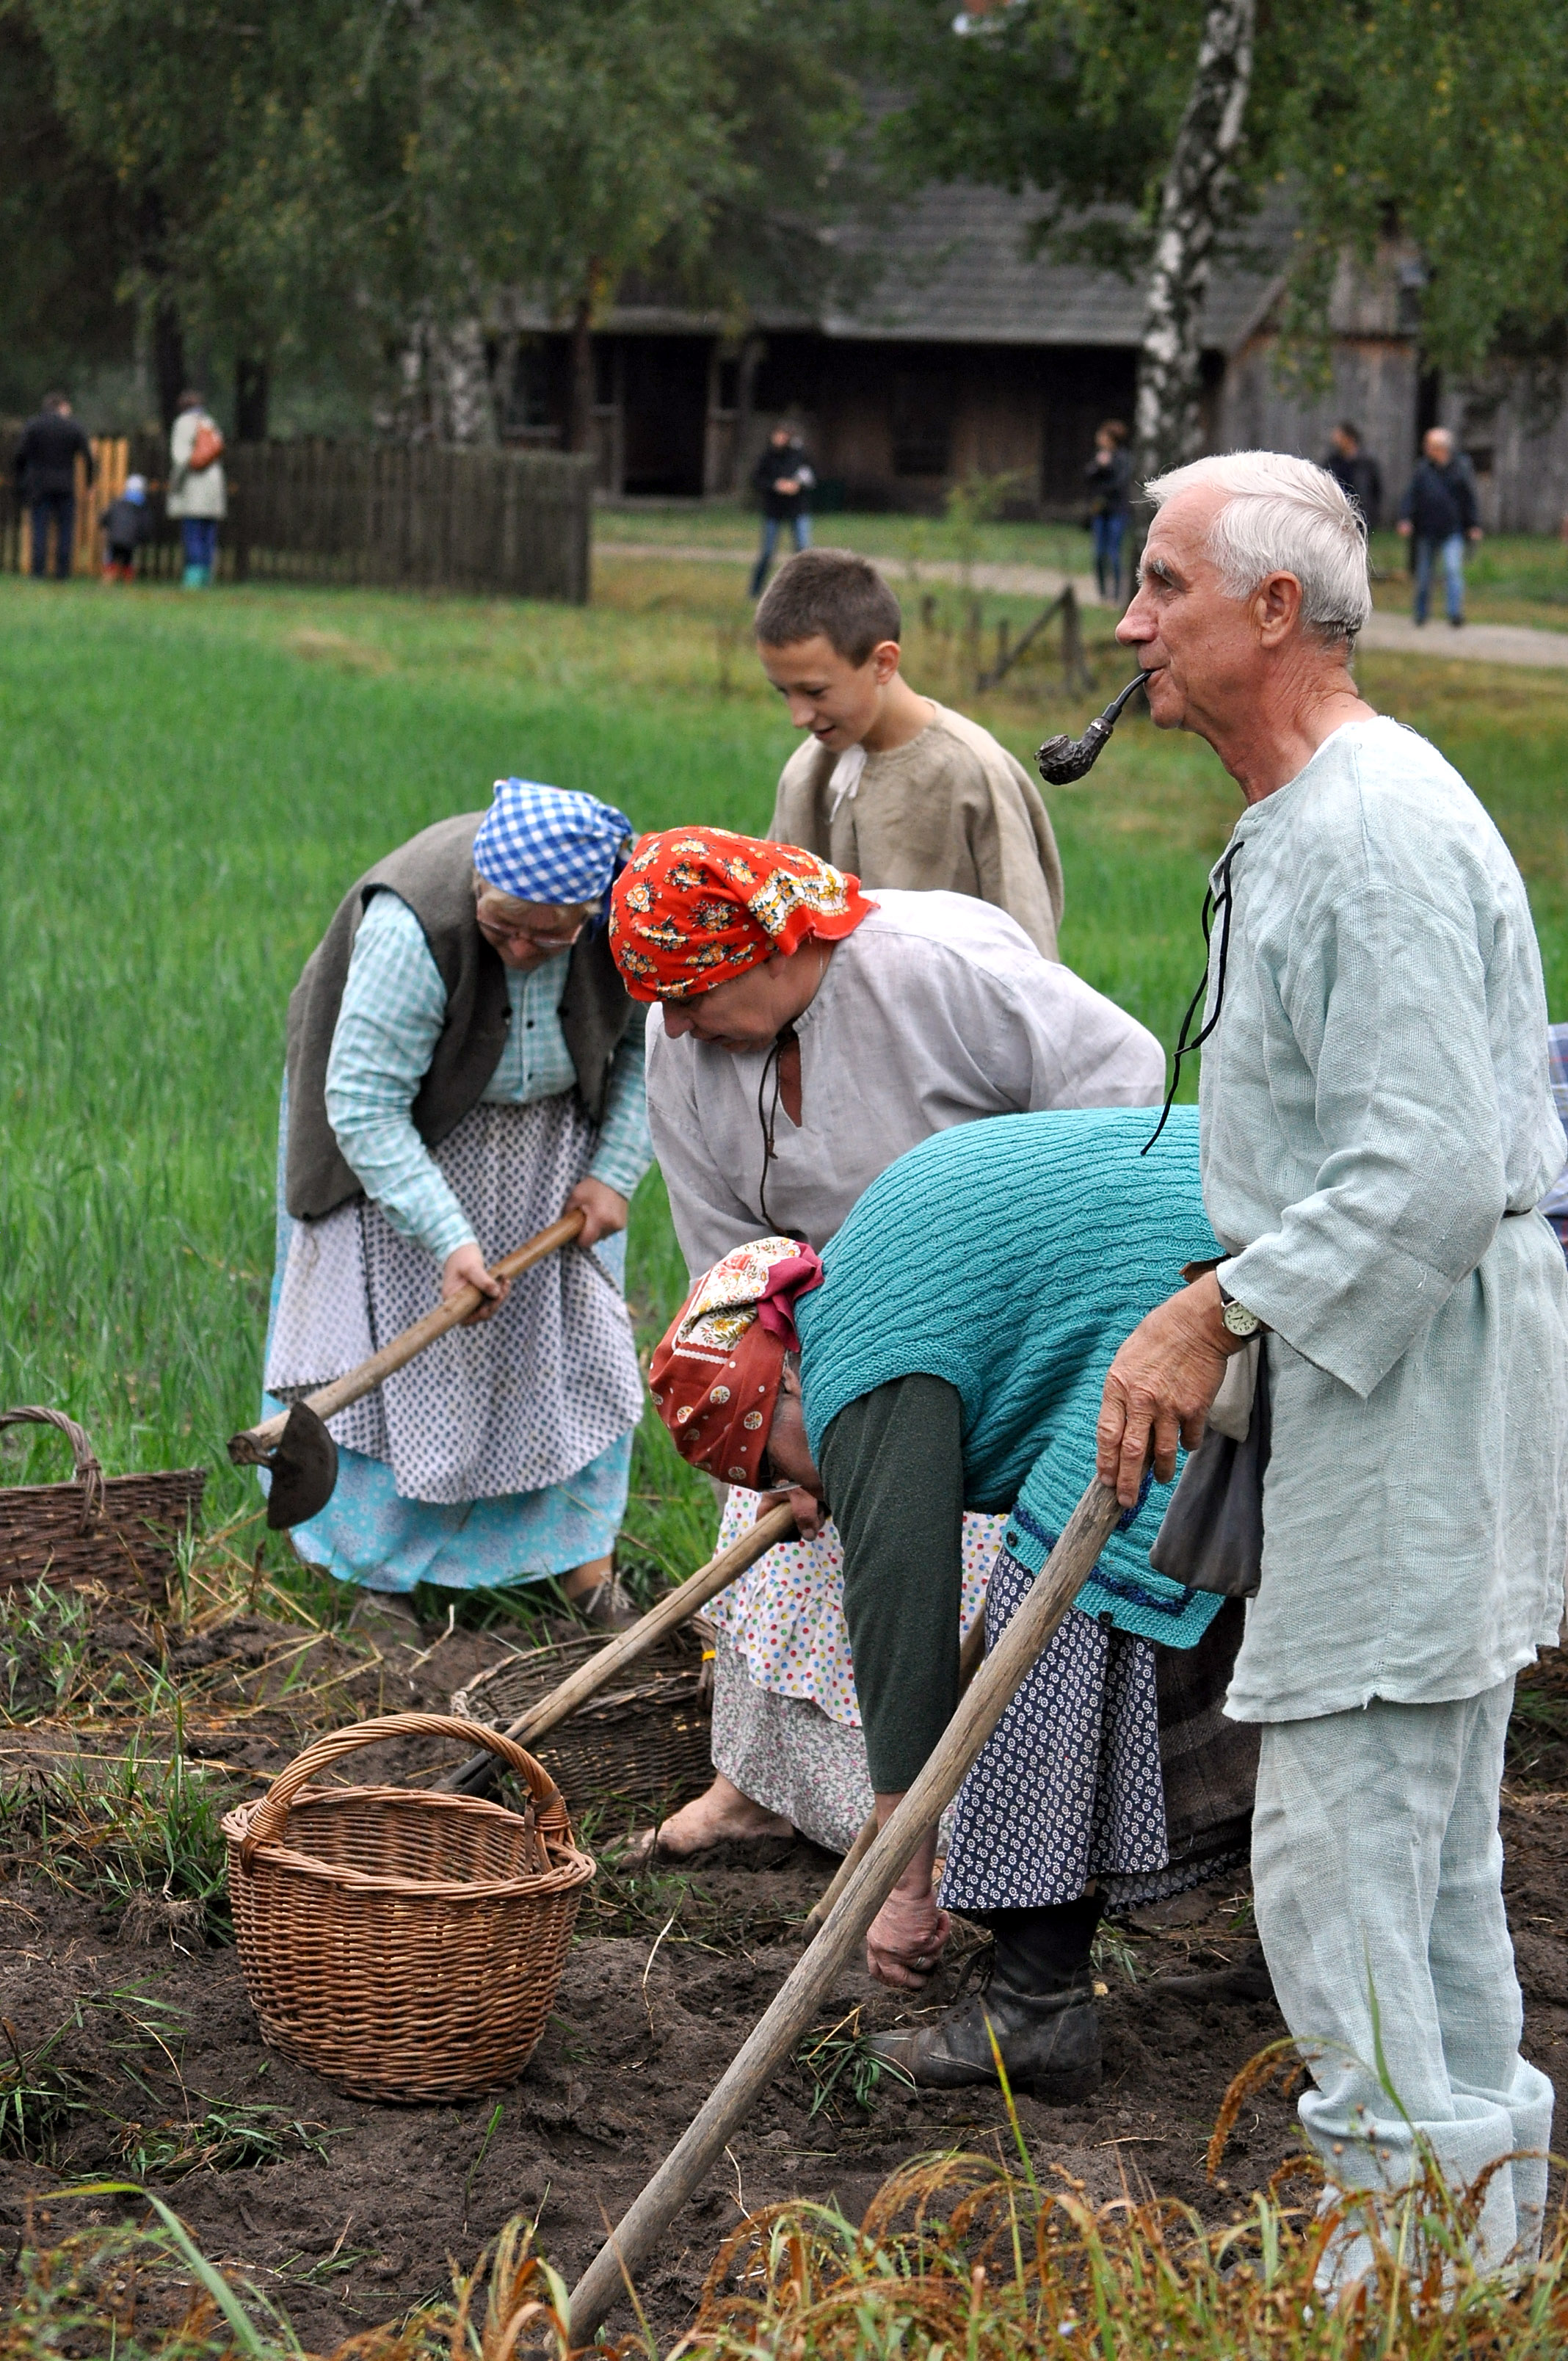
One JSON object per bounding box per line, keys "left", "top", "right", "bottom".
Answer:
{"left": 588, "top": 1013, "right": 653, "bottom": 1200}
{"left": 1220, "top": 885, "right": 1507, "bottom": 1398}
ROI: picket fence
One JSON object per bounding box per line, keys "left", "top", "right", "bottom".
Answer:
{"left": 0, "top": 436, "right": 593, "bottom": 604}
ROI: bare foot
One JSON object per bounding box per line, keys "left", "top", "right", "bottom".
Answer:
{"left": 636, "top": 1775, "right": 794, "bottom": 1861}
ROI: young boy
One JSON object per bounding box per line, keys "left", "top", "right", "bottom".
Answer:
{"left": 757, "top": 547, "right": 1065, "bottom": 958}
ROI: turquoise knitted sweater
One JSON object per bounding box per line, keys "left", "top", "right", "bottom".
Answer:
{"left": 795, "top": 1105, "right": 1224, "bottom": 1648}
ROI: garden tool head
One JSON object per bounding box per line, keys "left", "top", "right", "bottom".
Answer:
{"left": 261, "top": 1401, "right": 338, "bottom": 1529}
{"left": 1036, "top": 673, "right": 1147, "bottom": 786}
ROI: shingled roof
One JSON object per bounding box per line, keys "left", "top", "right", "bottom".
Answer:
{"left": 538, "top": 181, "right": 1304, "bottom": 352}
{"left": 795, "top": 182, "right": 1299, "bottom": 352}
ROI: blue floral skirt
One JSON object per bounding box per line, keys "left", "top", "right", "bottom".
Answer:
{"left": 273, "top": 1426, "right": 633, "bottom": 1594}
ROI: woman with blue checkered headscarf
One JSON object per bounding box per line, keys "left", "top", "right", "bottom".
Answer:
{"left": 261, "top": 780, "right": 653, "bottom": 1629}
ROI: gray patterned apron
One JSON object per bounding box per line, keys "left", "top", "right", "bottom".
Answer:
{"left": 265, "top": 1094, "right": 643, "bottom": 1504}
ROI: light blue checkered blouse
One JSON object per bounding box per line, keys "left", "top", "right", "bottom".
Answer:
{"left": 323, "top": 890, "right": 651, "bottom": 1263}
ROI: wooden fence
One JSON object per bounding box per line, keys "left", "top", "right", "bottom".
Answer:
{"left": 0, "top": 438, "right": 594, "bottom": 603}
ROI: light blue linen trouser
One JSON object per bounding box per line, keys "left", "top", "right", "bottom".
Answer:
{"left": 1252, "top": 1680, "right": 1553, "bottom": 2271}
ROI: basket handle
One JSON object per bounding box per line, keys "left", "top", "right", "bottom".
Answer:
{"left": 238, "top": 1711, "right": 571, "bottom": 1868}
{"left": 0, "top": 1407, "right": 105, "bottom": 1537}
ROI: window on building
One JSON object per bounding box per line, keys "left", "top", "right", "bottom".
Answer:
{"left": 891, "top": 369, "right": 955, "bottom": 476}
{"left": 507, "top": 339, "right": 556, "bottom": 433}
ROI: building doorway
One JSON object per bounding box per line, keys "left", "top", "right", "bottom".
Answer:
{"left": 620, "top": 338, "right": 711, "bottom": 496}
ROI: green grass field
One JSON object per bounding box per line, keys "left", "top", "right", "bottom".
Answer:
{"left": 0, "top": 559, "right": 1564, "bottom": 1601}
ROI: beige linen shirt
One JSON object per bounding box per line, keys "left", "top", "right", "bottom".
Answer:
{"left": 768, "top": 703, "right": 1066, "bottom": 959}
{"left": 647, "top": 888, "right": 1164, "bottom": 1276}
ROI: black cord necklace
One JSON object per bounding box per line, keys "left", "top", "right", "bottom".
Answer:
{"left": 1142, "top": 841, "right": 1242, "bottom": 1154}
{"left": 757, "top": 1025, "right": 798, "bottom": 1230}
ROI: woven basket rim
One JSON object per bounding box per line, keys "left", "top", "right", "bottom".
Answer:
{"left": 0, "top": 1465, "right": 206, "bottom": 1501}
{"left": 221, "top": 1786, "right": 597, "bottom": 1902}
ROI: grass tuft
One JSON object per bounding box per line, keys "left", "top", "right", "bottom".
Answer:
{"left": 0, "top": 1738, "right": 238, "bottom": 1944}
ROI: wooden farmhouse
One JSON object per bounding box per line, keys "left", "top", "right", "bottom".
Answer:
{"left": 501, "top": 186, "right": 1566, "bottom": 532}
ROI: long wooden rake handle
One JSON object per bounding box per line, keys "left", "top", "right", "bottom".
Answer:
{"left": 230, "top": 1208, "right": 586, "bottom": 1463}
{"left": 800, "top": 1607, "right": 990, "bottom": 1941}
{"left": 565, "top": 1476, "right": 1125, "bottom": 2346}
{"left": 435, "top": 1499, "right": 799, "bottom": 1795}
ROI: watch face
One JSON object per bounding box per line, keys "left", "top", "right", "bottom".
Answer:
{"left": 1222, "top": 1299, "right": 1260, "bottom": 1337}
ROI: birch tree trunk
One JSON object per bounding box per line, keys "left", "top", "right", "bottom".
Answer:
{"left": 1134, "top": 0, "right": 1255, "bottom": 487}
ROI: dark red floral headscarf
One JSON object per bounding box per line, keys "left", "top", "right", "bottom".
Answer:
{"left": 649, "top": 1236, "right": 825, "bottom": 1487}
{"left": 609, "top": 826, "right": 874, "bottom": 1001}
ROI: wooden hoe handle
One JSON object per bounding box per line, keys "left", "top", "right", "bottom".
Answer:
{"left": 435, "top": 1500, "right": 799, "bottom": 1793}
{"left": 801, "top": 1606, "right": 990, "bottom": 1940}
{"left": 231, "top": 1208, "right": 586, "bottom": 1462}
{"left": 565, "top": 1476, "right": 1125, "bottom": 2346}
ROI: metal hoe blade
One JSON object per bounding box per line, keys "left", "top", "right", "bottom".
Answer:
{"left": 261, "top": 1401, "right": 338, "bottom": 1530}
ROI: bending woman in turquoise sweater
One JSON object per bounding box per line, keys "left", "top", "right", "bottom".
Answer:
{"left": 650, "top": 1104, "right": 1258, "bottom": 2100}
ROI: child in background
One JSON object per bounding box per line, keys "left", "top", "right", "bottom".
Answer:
{"left": 101, "top": 475, "right": 149, "bottom": 581}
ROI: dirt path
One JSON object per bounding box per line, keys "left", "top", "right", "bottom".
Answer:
{"left": 598, "top": 540, "right": 1568, "bottom": 670}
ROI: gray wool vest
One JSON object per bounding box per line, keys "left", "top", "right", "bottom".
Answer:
{"left": 284, "top": 811, "right": 637, "bottom": 1222}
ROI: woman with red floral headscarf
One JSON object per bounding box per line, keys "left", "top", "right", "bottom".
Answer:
{"left": 611, "top": 824, "right": 1166, "bottom": 1856}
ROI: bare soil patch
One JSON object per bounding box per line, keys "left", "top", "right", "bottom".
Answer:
{"left": 1, "top": 1605, "right": 1565, "bottom": 2347}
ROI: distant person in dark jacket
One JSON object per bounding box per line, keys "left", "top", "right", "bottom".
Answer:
{"left": 101, "top": 475, "right": 150, "bottom": 582}
{"left": 749, "top": 423, "right": 816, "bottom": 598}
{"left": 1398, "top": 427, "right": 1481, "bottom": 626}
{"left": 1323, "top": 421, "right": 1383, "bottom": 529}
{"left": 1084, "top": 418, "right": 1133, "bottom": 601}
{"left": 13, "top": 393, "right": 93, "bottom": 580}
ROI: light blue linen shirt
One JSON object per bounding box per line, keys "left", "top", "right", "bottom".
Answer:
{"left": 323, "top": 889, "right": 651, "bottom": 1264}
{"left": 1199, "top": 717, "right": 1568, "bottom": 1722}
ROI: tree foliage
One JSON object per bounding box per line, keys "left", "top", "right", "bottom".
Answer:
{"left": 865, "top": 0, "right": 1568, "bottom": 380}
{"left": 16, "top": 0, "right": 859, "bottom": 429}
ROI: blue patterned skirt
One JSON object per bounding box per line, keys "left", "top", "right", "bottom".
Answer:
{"left": 940, "top": 1545, "right": 1191, "bottom": 1914}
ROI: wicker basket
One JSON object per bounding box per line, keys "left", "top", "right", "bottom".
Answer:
{"left": 222, "top": 1712, "right": 595, "bottom": 2103}
{"left": 0, "top": 1407, "right": 206, "bottom": 1603}
{"left": 451, "top": 1622, "right": 714, "bottom": 1817}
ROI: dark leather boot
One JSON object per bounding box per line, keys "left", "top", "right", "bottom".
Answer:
{"left": 868, "top": 1978, "right": 1101, "bottom": 2101}
{"left": 868, "top": 1894, "right": 1106, "bottom": 2103}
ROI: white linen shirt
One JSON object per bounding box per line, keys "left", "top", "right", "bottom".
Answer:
{"left": 1198, "top": 718, "right": 1568, "bottom": 1722}
{"left": 647, "top": 888, "right": 1165, "bottom": 1274}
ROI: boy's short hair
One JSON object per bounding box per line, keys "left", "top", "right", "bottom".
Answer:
{"left": 755, "top": 548, "right": 901, "bottom": 664}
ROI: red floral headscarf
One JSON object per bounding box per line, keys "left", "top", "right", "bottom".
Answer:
{"left": 649, "top": 1236, "right": 825, "bottom": 1486}
{"left": 609, "top": 826, "right": 874, "bottom": 1001}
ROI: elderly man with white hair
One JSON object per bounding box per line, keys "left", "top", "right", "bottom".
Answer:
{"left": 1096, "top": 450, "right": 1568, "bottom": 2279}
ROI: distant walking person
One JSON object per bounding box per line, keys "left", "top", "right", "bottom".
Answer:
{"left": 1398, "top": 426, "right": 1481, "bottom": 627}
{"left": 13, "top": 392, "right": 93, "bottom": 580}
{"left": 1323, "top": 421, "right": 1383, "bottom": 529}
{"left": 101, "top": 475, "right": 150, "bottom": 582}
{"left": 166, "top": 391, "right": 227, "bottom": 587}
{"left": 749, "top": 422, "right": 815, "bottom": 598}
{"left": 1084, "top": 419, "right": 1133, "bottom": 601}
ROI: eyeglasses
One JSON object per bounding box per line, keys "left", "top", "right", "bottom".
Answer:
{"left": 478, "top": 917, "right": 585, "bottom": 952}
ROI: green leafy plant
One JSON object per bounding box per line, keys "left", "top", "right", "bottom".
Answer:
{"left": 1091, "top": 1923, "right": 1144, "bottom": 1987}
{"left": 117, "top": 2100, "right": 333, "bottom": 2182}
{"left": 795, "top": 2008, "right": 915, "bottom": 2122}
{"left": 0, "top": 1577, "right": 93, "bottom": 1719}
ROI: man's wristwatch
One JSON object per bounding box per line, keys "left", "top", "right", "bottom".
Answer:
{"left": 1216, "top": 1277, "right": 1263, "bottom": 1338}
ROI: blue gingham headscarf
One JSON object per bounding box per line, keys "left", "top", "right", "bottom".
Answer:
{"left": 473, "top": 780, "right": 634, "bottom": 922}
